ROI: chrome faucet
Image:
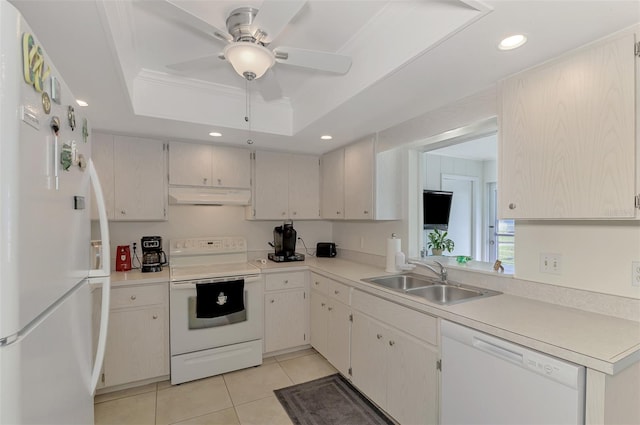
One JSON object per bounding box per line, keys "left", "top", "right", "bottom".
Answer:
{"left": 410, "top": 260, "right": 448, "bottom": 283}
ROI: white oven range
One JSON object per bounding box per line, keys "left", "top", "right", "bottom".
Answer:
{"left": 169, "top": 236, "right": 262, "bottom": 385}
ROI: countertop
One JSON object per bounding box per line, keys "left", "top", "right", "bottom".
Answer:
{"left": 110, "top": 269, "right": 170, "bottom": 286}
{"left": 254, "top": 257, "right": 640, "bottom": 375}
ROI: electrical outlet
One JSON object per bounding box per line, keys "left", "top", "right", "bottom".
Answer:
{"left": 632, "top": 261, "right": 640, "bottom": 287}
{"left": 539, "top": 253, "right": 562, "bottom": 274}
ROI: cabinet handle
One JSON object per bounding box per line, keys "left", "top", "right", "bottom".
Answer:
{"left": 363, "top": 210, "right": 369, "bottom": 215}
{"left": 328, "top": 307, "right": 333, "bottom": 311}
{"left": 389, "top": 340, "right": 395, "bottom": 346}
{"left": 282, "top": 212, "right": 286, "bottom": 216}
{"left": 508, "top": 203, "right": 516, "bottom": 210}
{"left": 321, "top": 303, "right": 326, "bottom": 307}
{"left": 314, "top": 281, "right": 319, "bottom": 286}
{"left": 217, "top": 178, "right": 221, "bottom": 185}
{"left": 270, "top": 299, "right": 275, "bottom": 303}
{"left": 120, "top": 210, "right": 126, "bottom": 215}
{"left": 334, "top": 290, "right": 339, "bottom": 295}
{"left": 284, "top": 280, "right": 289, "bottom": 284}
{"left": 203, "top": 177, "right": 208, "bottom": 184}
{"left": 130, "top": 295, "right": 136, "bottom": 300}
{"left": 292, "top": 211, "right": 297, "bottom": 216}
{"left": 336, "top": 211, "right": 341, "bottom": 215}
{"left": 152, "top": 314, "right": 158, "bottom": 320}
{"left": 376, "top": 334, "right": 383, "bottom": 339}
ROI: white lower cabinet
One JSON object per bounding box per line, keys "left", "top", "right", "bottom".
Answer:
{"left": 263, "top": 271, "right": 309, "bottom": 353}
{"left": 351, "top": 290, "right": 439, "bottom": 425}
{"left": 93, "top": 283, "right": 169, "bottom": 390}
{"left": 309, "top": 273, "right": 351, "bottom": 376}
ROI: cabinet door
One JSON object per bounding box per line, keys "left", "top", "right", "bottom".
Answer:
{"left": 211, "top": 146, "right": 251, "bottom": 188}
{"left": 386, "top": 328, "right": 439, "bottom": 425}
{"left": 345, "top": 139, "right": 374, "bottom": 219}
{"left": 288, "top": 154, "right": 320, "bottom": 219}
{"left": 253, "top": 151, "right": 289, "bottom": 219}
{"left": 90, "top": 133, "right": 115, "bottom": 220}
{"left": 264, "top": 289, "right": 307, "bottom": 353}
{"left": 326, "top": 300, "right": 351, "bottom": 377}
{"left": 113, "top": 137, "right": 167, "bottom": 220}
{"left": 500, "top": 31, "right": 636, "bottom": 219}
{"left": 321, "top": 149, "right": 345, "bottom": 219}
{"left": 169, "top": 142, "right": 212, "bottom": 186}
{"left": 310, "top": 290, "right": 328, "bottom": 357}
{"left": 350, "top": 311, "right": 387, "bottom": 408}
{"left": 103, "top": 306, "right": 168, "bottom": 388}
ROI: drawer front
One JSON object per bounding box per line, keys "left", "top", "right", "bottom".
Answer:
{"left": 111, "top": 284, "right": 167, "bottom": 309}
{"left": 352, "top": 289, "right": 437, "bottom": 345}
{"left": 328, "top": 280, "right": 351, "bottom": 305}
{"left": 265, "top": 271, "right": 306, "bottom": 291}
{"left": 310, "top": 273, "right": 330, "bottom": 295}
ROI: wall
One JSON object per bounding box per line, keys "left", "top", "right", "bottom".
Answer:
{"left": 333, "top": 77, "right": 640, "bottom": 299}
{"left": 94, "top": 205, "right": 333, "bottom": 266}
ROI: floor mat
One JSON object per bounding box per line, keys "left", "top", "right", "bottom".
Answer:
{"left": 274, "top": 374, "right": 394, "bottom": 425}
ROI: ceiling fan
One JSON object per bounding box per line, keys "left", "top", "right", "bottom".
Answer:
{"left": 159, "top": 0, "right": 352, "bottom": 98}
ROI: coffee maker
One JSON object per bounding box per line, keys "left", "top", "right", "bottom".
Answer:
{"left": 141, "top": 236, "right": 167, "bottom": 273}
{"left": 268, "top": 220, "right": 305, "bottom": 262}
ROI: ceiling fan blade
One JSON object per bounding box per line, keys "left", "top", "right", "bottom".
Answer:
{"left": 258, "top": 69, "right": 283, "bottom": 101}
{"left": 273, "top": 47, "right": 352, "bottom": 74}
{"left": 166, "top": 54, "right": 224, "bottom": 72}
{"left": 250, "top": 0, "right": 307, "bottom": 43}
{"left": 162, "top": 0, "right": 232, "bottom": 42}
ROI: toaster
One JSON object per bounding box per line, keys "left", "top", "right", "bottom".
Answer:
{"left": 316, "top": 242, "right": 337, "bottom": 258}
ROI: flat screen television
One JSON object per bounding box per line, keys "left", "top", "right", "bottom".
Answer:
{"left": 423, "top": 190, "right": 453, "bottom": 230}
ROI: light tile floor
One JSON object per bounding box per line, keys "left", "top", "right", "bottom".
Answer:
{"left": 94, "top": 349, "right": 337, "bottom": 425}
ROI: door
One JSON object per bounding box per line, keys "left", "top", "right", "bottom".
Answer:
{"left": 253, "top": 151, "right": 289, "bottom": 219}
{"left": 169, "top": 142, "right": 212, "bottom": 186}
{"left": 442, "top": 175, "right": 477, "bottom": 257}
{"left": 326, "top": 300, "right": 351, "bottom": 377}
{"left": 321, "top": 149, "right": 345, "bottom": 219}
{"left": 344, "top": 139, "right": 374, "bottom": 219}
{"left": 310, "top": 291, "right": 328, "bottom": 356}
{"left": 350, "top": 312, "right": 387, "bottom": 408}
{"left": 264, "top": 289, "right": 307, "bottom": 352}
{"left": 211, "top": 146, "right": 250, "bottom": 188}
{"left": 288, "top": 154, "right": 320, "bottom": 219}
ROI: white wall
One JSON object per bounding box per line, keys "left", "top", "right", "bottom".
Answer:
{"left": 336, "top": 84, "right": 640, "bottom": 299}
{"left": 94, "top": 206, "right": 333, "bottom": 265}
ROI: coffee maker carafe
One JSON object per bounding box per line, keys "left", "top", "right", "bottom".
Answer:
{"left": 141, "top": 236, "right": 166, "bottom": 273}
{"left": 268, "top": 220, "right": 305, "bottom": 262}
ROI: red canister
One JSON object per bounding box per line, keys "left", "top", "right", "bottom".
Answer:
{"left": 115, "top": 245, "right": 132, "bottom": 271}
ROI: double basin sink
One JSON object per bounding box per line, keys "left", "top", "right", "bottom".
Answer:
{"left": 362, "top": 273, "right": 501, "bottom": 306}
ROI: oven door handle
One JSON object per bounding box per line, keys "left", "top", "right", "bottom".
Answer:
{"left": 171, "top": 274, "right": 261, "bottom": 290}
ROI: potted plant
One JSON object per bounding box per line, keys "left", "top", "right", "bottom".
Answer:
{"left": 427, "top": 229, "right": 454, "bottom": 256}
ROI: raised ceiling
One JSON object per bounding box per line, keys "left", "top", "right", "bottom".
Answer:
{"left": 11, "top": 0, "right": 640, "bottom": 154}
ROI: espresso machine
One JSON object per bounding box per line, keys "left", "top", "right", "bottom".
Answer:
{"left": 141, "top": 236, "right": 167, "bottom": 272}
{"left": 268, "top": 220, "right": 305, "bottom": 262}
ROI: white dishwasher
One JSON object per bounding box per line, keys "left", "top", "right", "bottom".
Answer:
{"left": 440, "top": 321, "right": 585, "bottom": 425}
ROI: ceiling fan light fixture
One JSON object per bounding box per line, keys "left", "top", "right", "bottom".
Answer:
{"left": 224, "top": 42, "right": 275, "bottom": 80}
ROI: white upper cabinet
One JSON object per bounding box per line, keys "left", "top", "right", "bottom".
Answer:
{"left": 249, "top": 151, "right": 320, "bottom": 220}
{"left": 91, "top": 133, "right": 167, "bottom": 221}
{"left": 500, "top": 29, "right": 638, "bottom": 219}
{"left": 330, "top": 136, "right": 401, "bottom": 221}
{"left": 320, "top": 148, "right": 345, "bottom": 219}
{"left": 169, "top": 142, "right": 251, "bottom": 188}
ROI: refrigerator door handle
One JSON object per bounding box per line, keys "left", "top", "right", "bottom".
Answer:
{"left": 90, "top": 276, "right": 110, "bottom": 395}
{"left": 88, "top": 159, "right": 111, "bottom": 276}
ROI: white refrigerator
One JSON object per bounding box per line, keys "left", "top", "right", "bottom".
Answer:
{"left": 0, "top": 1, "right": 111, "bottom": 423}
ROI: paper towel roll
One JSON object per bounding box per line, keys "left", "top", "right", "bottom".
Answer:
{"left": 386, "top": 236, "right": 401, "bottom": 272}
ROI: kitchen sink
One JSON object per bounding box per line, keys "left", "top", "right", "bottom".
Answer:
{"left": 362, "top": 273, "right": 501, "bottom": 305}
{"left": 406, "top": 284, "right": 500, "bottom": 306}
{"left": 361, "top": 273, "right": 440, "bottom": 291}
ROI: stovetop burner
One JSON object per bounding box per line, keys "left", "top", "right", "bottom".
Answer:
{"left": 268, "top": 252, "right": 305, "bottom": 263}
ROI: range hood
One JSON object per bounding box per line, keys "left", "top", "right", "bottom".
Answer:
{"left": 168, "top": 187, "right": 251, "bottom": 206}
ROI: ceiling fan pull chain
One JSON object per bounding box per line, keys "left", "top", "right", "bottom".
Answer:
{"left": 245, "top": 79, "right": 253, "bottom": 145}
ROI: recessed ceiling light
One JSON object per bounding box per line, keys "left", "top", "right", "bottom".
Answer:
{"left": 498, "top": 34, "right": 527, "bottom": 50}
{"left": 209, "top": 132, "right": 222, "bottom": 137}
{"left": 321, "top": 135, "right": 333, "bottom": 140}
{"left": 76, "top": 99, "right": 88, "bottom": 107}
